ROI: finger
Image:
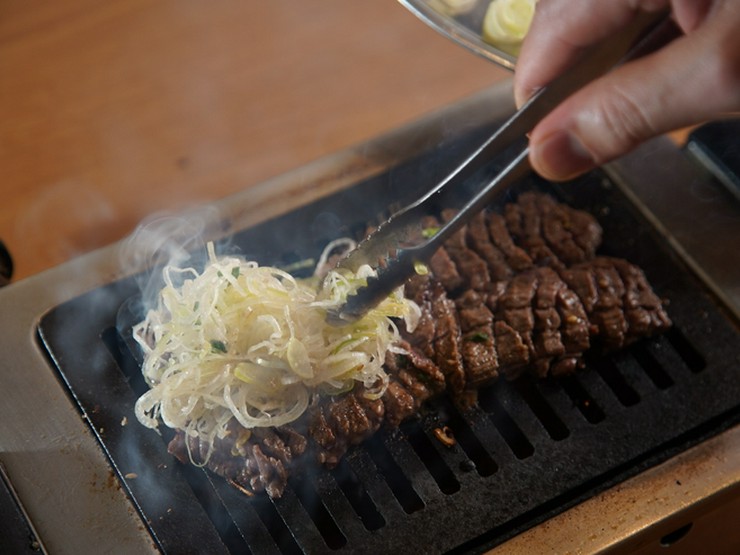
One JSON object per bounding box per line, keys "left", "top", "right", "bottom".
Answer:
{"left": 514, "top": 0, "right": 672, "bottom": 107}
{"left": 528, "top": 13, "right": 740, "bottom": 181}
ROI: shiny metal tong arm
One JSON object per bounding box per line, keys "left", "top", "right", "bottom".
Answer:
{"left": 326, "top": 10, "right": 677, "bottom": 325}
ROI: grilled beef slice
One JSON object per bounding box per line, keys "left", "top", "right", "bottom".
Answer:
{"left": 168, "top": 341, "right": 445, "bottom": 497}
{"left": 401, "top": 258, "right": 670, "bottom": 401}
{"left": 418, "top": 193, "right": 602, "bottom": 294}
{"left": 166, "top": 193, "right": 669, "bottom": 498}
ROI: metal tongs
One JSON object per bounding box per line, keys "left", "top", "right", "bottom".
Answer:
{"left": 327, "top": 10, "right": 677, "bottom": 325}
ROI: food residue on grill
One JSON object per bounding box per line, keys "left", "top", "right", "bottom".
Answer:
{"left": 135, "top": 192, "right": 671, "bottom": 499}
{"left": 433, "top": 426, "right": 457, "bottom": 447}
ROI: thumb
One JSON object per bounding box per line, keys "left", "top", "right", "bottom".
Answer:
{"left": 528, "top": 22, "right": 740, "bottom": 181}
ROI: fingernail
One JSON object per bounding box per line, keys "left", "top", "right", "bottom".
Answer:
{"left": 531, "top": 131, "right": 594, "bottom": 181}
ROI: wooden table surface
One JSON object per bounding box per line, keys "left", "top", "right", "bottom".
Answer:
{"left": 0, "top": 0, "right": 508, "bottom": 280}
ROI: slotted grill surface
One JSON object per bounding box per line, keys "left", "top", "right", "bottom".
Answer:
{"left": 38, "top": 126, "right": 740, "bottom": 554}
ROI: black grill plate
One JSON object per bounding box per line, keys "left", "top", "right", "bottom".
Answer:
{"left": 38, "top": 123, "right": 740, "bottom": 554}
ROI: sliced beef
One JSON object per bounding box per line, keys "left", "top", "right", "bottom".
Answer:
{"left": 491, "top": 271, "right": 561, "bottom": 377}
{"left": 311, "top": 389, "right": 385, "bottom": 467}
{"left": 603, "top": 257, "right": 672, "bottom": 340}
{"left": 390, "top": 341, "right": 447, "bottom": 398}
{"left": 429, "top": 193, "right": 601, "bottom": 289}
{"left": 505, "top": 193, "right": 561, "bottom": 267}
{"left": 429, "top": 248, "right": 464, "bottom": 293}
{"left": 421, "top": 216, "right": 464, "bottom": 292}
{"left": 441, "top": 209, "right": 491, "bottom": 292}
{"left": 492, "top": 320, "right": 530, "bottom": 378}
{"left": 467, "top": 211, "right": 513, "bottom": 281}
{"left": 382, "top": 381, "right": 416, "bottom": 428}
{"left": 403, "top": 275, "right": 437, "bottom": 358}
{"left": 428, "top": 279, "right": 466, "bottom": 396}
{"left": 165, "top": 195, "right": 671, "bottom": 500}
{"left": 456, "top": 290, "right": 499, "bottom": 394}
{"left": 308, "top": 339, "right": 447, "bottom": 470}
{"left": 487, "top": 212, "right": 534, "bottom": 272}
{"left": 383, "top": 342, "right": 446, "bottom": 427}
{"left": 560, "top": 258, "right": 672, "bottom": 351}
{"left": 504, "top": 192, "right": 601, "bottom": 267}
{"left": 167, "top": 421, "right": 307, "bottom": 498}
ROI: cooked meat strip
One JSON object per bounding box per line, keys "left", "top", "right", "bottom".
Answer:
{"left": 496, "top": 273, "right": 538, "bottom": 365}
{"left": 552, "top": 201, "right": 602, "bottom": 262}
{"left": 504, "top": 192, "right": 602, "bottom": 267}
{"left": 485, "top": 280, "right": 508, "bottom": 313}
{"left": 428, "top": 193, "right": 603, "bottom": 284}
{"left": 600, "top": 257, "right": 672, "bottom": 341}
{"left": 382, "top": 381, "right": 416, "bottom": 429}
{"left": 559, "top": 258, "right": 672, "bottom": 351}
{"left": 428, "top": 279, "right": 466, "bottom": 396}
{"left": 311, "top": 389, "right": 385, "bottom": 467}
{"left": 505, "top": 193, "right": 560, "bottom": 267}
{"left": 429, "top": 248, "right": 465, "bottom": 293}
{"left": 441, "top": 209, "right": 491, "bottom": 292}
{"left": 457, "top": 289, "right": 495, "bottom": 331}
{"left": 403, "top": 275, "right": 437, "bottom": 359}
{"left": 421, "top": 216, "right": 464, "bottom": 292}
{"left": 284, "top": 349, "right": 438, "bottom": 480}
{"left": 460, "top": 335, "right": 498, "bottom": 387}
{"left": 499, "top": 271, "right": 538, "bottom": 309}
{"left": 536, "top": 192, "right": 602, "bottom": 264}
{"left": 390, "top": 341, "right": 447, "bottom": 398}
{"left": 558, "top": 265, "right": 599, "bottom": 313}
{"left": 487, "top": 212, "right": 534, "bottom": 272}
{"left": 467, "top": 211, "right": 513, "bottom": 281}
{"left": 251, "top": 445, "right": 287, "bottom": 498}
{"left": 556, "top": 286, "right": 592, "bottom": 354}
{"left": 530, "top": 268, "right": 566, "bottom": 377}
{"left": 492, "top": 320, "right": 530, "bottom": 378}
{"left": 415, "top": 262, "right": 638, "bottom": 383}
{"left": 456, "top": 290, "right": 499, "bottom": 393}
{"left": 168, "top": 421, "right": 307, "bottom": 498}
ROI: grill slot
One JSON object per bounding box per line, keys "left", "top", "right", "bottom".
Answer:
{"left": 665, "top": 328, "right": 706, "bottom": 373}
{"left": 513, "top": 379, "right": 570, "bottom": 440}
{"left": 558, "top": 375, "right": 606, "bottom": 424}
{"left": 439, "top": 400, "right": 498, "bottom": 477}
{"left": 251, "top": 494, "right": 304, "bottom": 554}
{"left": 287, "top": 479, "right": 346, "bottom": 550}
{"left": 206, "top": 476, "right": 278, "bottom": 555}
{"left": 38, "top": 136, "right": 740, "bottom": 553}
{"left": 330, "top": 460, "right": 385, "bottom": 531}
{"left": 631, "top": 343, "right": 674, "bottom": 390}
{"left": 592, "top": 358, "right": 641, "bottom": 407}
{"left": 363, "top": 437, "right": 425, "bottom": 514}
{"left": 477, "top": 388, "right": 535, "bottom": 459}
{"left": 400, "top": 420, "right": 461, "bottom": 495}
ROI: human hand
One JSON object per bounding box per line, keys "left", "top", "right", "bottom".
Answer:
{"left": 514, "top": 0, "right": 740, "bottom": 181}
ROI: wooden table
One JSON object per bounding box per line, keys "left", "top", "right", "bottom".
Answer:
{"left": 0, "top": 0, "right": 507, "bottom": 280}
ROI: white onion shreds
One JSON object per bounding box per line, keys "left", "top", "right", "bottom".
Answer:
{"left": 133, "top": 240, "right": 419, "bottom": 461}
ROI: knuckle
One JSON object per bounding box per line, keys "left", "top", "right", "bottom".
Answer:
{"left": 590, "top": 85, "right": 657, "bottom": 160}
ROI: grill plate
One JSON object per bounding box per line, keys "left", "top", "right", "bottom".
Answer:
{"left": 38, "top": 123, "right": 740, "bottom": 554}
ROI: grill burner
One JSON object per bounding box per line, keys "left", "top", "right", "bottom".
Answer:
{"left": 38, "top": 122, "right": 740, "bottom": 554}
